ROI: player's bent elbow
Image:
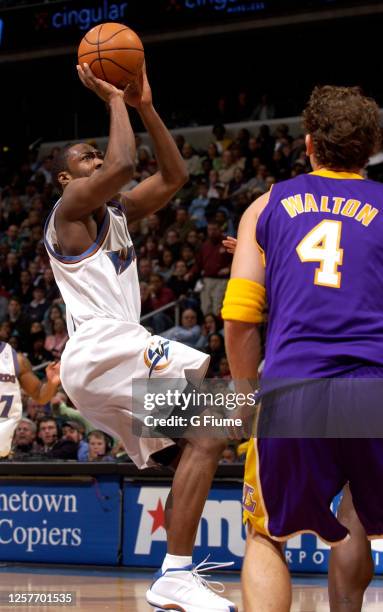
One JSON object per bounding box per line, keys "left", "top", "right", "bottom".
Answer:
{"left": 179, "top": 168, "right": 189, "bottom": 186}
{"left": 116, "top": 161, "right": 135, "bottom": 182}
{"left": 169, "top": 171, "right": 189, "bottom": 193}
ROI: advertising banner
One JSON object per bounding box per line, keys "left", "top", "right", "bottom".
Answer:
{"left": 122, "top": 482, "right": 383, "bottom": 574}
{"left": 0, "top": 477, "right": 121, "bottom": 564}
{"left": 123, "top": 482, "right": 246, "bottom": 569}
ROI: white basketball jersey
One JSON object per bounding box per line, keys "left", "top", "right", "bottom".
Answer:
{"left": 44, "top": 200, "right": 141, "bottom": 335}
{"left": 0, "top": 342, "right": 23, "bottom": 457}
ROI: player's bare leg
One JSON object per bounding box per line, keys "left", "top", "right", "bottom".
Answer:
{"left": 165, "top": 436, "right": 227, "bottom": 554}
{"left": 146, "top": 436, "right": 238, "bottom": 611}
{"left": 242, "top": 528, "right": 291, "bottom": 612}
{"left": 329, "top": 484, "right": 374, "bottom": 612}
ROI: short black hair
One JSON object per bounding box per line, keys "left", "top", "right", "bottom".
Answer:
{"left": 51, "top": 142, "right": 78, "bottom": 191}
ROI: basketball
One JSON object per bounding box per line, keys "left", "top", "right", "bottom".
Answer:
{"left": 78, "top": 22, "right": 144, "bottom": 89}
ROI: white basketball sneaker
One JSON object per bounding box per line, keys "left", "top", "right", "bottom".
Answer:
{"left": 146, "top": 557, "right": 237, "bottom": 612}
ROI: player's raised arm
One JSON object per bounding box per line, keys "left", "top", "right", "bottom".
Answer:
{"left": 17, "top": 355, "right": 61, "bottom": 405}
{"left": 56, "top": 63, "right": 136, "bottom": 220}
{"left": 223, "top": 192, "right": 269, "bottom": 381}
{"left": 120, "top": 62, "right": 189, "bottom": 222}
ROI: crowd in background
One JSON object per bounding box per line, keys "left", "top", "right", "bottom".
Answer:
{"left": 0, "top": 118, "right": 328, "bottom": 463}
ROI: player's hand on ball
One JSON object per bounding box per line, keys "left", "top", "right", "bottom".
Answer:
{"left": 45, "top": 361, "right": 61, "bottom": 387}
{"left": 124, "top": 61, "right": 152, "bottom": 109}
{"left": 77, "top": 63, "right": 124, "bottom": 103}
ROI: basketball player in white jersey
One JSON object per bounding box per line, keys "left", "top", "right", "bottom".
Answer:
{"left": 44, "top": 62, "right": 235, "bottom": 611}
{"left": 0, "top": 341, "right": 60, "bottom": 457}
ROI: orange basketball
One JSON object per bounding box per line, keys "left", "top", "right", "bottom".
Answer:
{"left": 78, "top": 22, "right": 144, "bottom": 89}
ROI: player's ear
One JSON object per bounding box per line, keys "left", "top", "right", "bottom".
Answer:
{"left": 58, "top": 170, "right": 72, "bottom": 189}
{"left": 305, "top": 134, "right": 314, "bottom": 156}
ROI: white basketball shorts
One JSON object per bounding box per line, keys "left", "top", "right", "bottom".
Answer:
{"left": 60, "top": 318, "right": 210, "bottom": 469}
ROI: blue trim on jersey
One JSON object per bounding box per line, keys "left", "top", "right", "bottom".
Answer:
{"left": 11, "top": 348, "right": 20, "bottom": 377}
{"left": 43, "top": 203, "right": 110, "bottom": 264}
{"left": 0, "top": 341, "right": 5, "bottom": 354}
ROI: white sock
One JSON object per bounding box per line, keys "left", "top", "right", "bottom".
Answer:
{"left": 161, "top": 553, "right": 192, "bottom": 572}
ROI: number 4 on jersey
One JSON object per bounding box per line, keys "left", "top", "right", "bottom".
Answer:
{"left": 296, "top": 220, "right": 343, "bottom": 288}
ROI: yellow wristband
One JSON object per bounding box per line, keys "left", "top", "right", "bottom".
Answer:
{"left": 221, "top": 278, "right": 266, "bottom": 323}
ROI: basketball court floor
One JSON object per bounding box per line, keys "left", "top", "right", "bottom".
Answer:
{"left": 0, "top": 565, "right": 382, "bottom": 611}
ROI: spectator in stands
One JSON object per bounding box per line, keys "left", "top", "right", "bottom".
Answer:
{"left": 145, "top": 213, "right": 161, "bottom": 239}
{"left": 218, "top": 150, "right": 236, "bottom": 185}
{"left": 15, "top": 269, "right": 34, "bottom": 305}
{"left": 233, "top": 90, "right": 251, "bottom": 121}
{"left": 200, "top": 157, "right": 213, "bottom": 182}
{"left": 2, "top": 252, "right": 20, "bottom": 290}
{"left": 163, "top": 228, "right": 182, "bottom": 260}
{"left": 41, "top": 267, "right": 60, "bottom": 302}
{"left": 185, "top": 229, "right": 202, "bottom": 252}
{"left": 217, "top": 356, "right": 231, "bottom": 380}
{"left": 206, "top": 332, "right": 226, "bottom": 377}
{"left": 62, "top": 421, "right": 89, "bottom": 462}
{"left": 43, "top": 303, "right": 65, "bottom": 334}
{"left": 235, "top": 127, "right": 251, "bottom": 150}
{"left": 189, "top": 181, "right": 210, "bottom": 230}
{"left": 1, "top": 225, "right": 21, "bottom": 253}
{"left": 140, "top": 236, "right": 160, "bottom": 263}
{"left": 167, "top": 260, "right": 195, "bottom": 298}
{"left": 193, "top": 221, "right": 231, "bottom": 315}
{"left": 153, "top": 248, "right": 175, "bottom": 282}
{"left": 34, "top": 417, "right": 78, "bottom": 459}
{"left": 174, "top": 134, "right": 185, "bottom": 153}
{"left": 50, "top": 392, "right": 93, "bottom": 434}
{"left": 111, "top": 440, "right": 131, "bottom": 462}
{"left": 257, "top": 124, "right": 275, "bottom": 164}
{"left": 0, "top": 291, "right": 9, "bottom": 322}
{"left": 212, "top": 124, "right": 232, "bottom": 154}
{"left": 225, "top": 167, "right": 246, "bottom": 198}
{"left": 182, "top": 142, "right": 202, "bottom": 177}
{"left": 207, "top": 169, "right": 221, "bottom": 199}
{"left": 140, "top": 281, "right": 155, "bottom": 316}
{"left": 8, "top": 197, "right": 27, "bottom": 227}
{"left": 138, "top": 257, "right": 153, "bottom": 283}
{"left": 206, "top": 143, "right": 222, "bottom": 171}
{"left": 213, "top": 96, "right": 231, "bottom": 125}
{"left": 215, "top": 208, "right": 235, "bottom": 240}
{"left": 86, "top": 430, "right": 115, "bottom": 462}
{"left": 148, "top": 273, "right": 175, "bottom": 311}
{"left": 219, "top": 445, "right": 237, "bottom": 464}
{"left": 33, "top": 155, "right": 53, "bottom": 185}
{"left": 196, "top": 312, "right": 223, "bottom": 350}
{"left": 27, "top": 330, "right": 54, "bottom": 377}
{"left": 163, "top": 308, "right": 201, "bottom": 348}
{"left": 168, "top": 207, "right": 196, "bottom": 241}
{"left": 251, "top": 93, "right": 276, "bottom": 121}
{"left": 11, "top": 418, "right": 38, "bottom": 459}
{"left": 44, "top": 317, "right": 68, "bottom": 359}
{"left": 26, "top": 285, "right": 49, "bottom": 322}
{"left": 230, "top": 143, "right": 246, "bottom": 171}
{"left": 179, "top": 244, "right": 196, "bottom": 279}
{"left": 5, "top": 297, "right": 30, "bottom": 341}
{"left": 24, "top": 397, "right": 48, "bottom": 423}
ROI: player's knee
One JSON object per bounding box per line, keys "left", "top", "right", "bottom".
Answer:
{"left": 187, "top": 436, "right": 227, "bottom": 457}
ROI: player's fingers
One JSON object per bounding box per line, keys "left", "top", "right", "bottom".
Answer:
{"left": 82, "top": 63, "right": 100, "bottom": 87}
{"left": 76, "top": 65, "right": 88, "bottom": 86}
{"left": 77, "top": 66, "right": 94, "bottom": 91}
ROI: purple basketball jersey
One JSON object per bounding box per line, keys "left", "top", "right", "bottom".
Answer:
{"left": 257, "top": 170, "right": 383, "bottom": 379}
